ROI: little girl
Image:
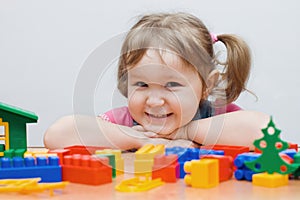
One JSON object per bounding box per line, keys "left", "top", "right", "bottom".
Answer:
{"left": 44, "top": 12, "right": 269, "bottom": 150}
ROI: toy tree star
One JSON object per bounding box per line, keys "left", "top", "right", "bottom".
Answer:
{"left": 245, "top": 117, "right": 299, "bottom": 175}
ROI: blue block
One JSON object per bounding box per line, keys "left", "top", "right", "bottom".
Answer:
{"left": 244, "top": 170, "right": 255, "bottom": 181}
{"left": 166, "top": 147, "right": 200, "bottom": 178}
{"left": 234, "top": 153, "right": 260, "bottom": 169}
{"left": 234, "top": 153, "right": 260, "bottom": 181}
{"left": 199, "top": 149, "right": 224, "bottom": 156}
{"left": 234, "top": 169, "right": 256, "bottom": 181}
{"left": 280, "top": 149, "right": 297, "bottom": 159}
{"left": 0, "top": 156, "right": 62, "bottom": 182}
{"left": 234, "top": 169, "right": 244, "bottom": 180}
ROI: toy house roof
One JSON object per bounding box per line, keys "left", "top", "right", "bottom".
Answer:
{"left": 0, "top": 102, "right": 38, "bottom": 121}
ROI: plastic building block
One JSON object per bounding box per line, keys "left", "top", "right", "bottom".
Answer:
{"left": 95, "top": 149, "right": 124, "bottom": 176}
{"left": 134, "top": 144, "right": 165, "bottom": 176}
{"left": 135, "top": 144, "right": 165, "bottom": 160}
{"left": 252, "top": 173, "right": 288, "bottom": 187}
{"left": 64, "top": 145, "right": 109, "bottom": 155}
{"left": 245, "top": 118, "right": 299, "bottom": 175}
{"left": 288, "top": 142, "right": 298, "bottom": 152}
{"left": 280, "top": 149, "right": 297, "bottom": 159}
{"left": 234, "top": 153, "right": 260, "bottom": 181}
{"left": 165, "top": 147, "right": 223, "bottom": 178}
{"left": 48, "top": 149, "right": 71, "bottom": 165}
{"left": 3, "top": 149, "right": 26, "bottom": 158}
{"left": 152, "top": 154, "right": 179, "bottom": 182}
{"left": 201, "top": 144, "right": 249, "bottom": 160}
{"left": 165, "top": 147, "right": 201, "bottom": 178}
{"left": 0, "top": 178, "right": 68, "bottom": 196}
{"left": 199, "top": 149, "right": 224, "bottom": 156}
{"left": 291, "top": 152, "right": 300, "bottom": 179}
{"left": 0, "top": 156, "right": 61, "bottom": 182}
{"left": 94, "top": 154, "right": 116, "bottom": 178}
{"left": 115, "top": 177, "right": 164, "bottom": 192}
{"left": 62, "top": 154, "right": 112, "bottom": 185}
{"left": 0, "top": 102, "right": 38, "bottom": 150}
{"left": 184, "top": 159, "right": 219, "bottom": 188}
{"left": 201, "top": 155, "right": 233, "bottom": 182}
{"left": 279, "top": 153, "right": 293, "bottom": 164}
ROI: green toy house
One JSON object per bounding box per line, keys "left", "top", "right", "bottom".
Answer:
{"left": 0, "top": 102, "right": 38, "bottom": 155}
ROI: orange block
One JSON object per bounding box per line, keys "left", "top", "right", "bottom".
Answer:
{"left": 201, "top": 144, "right": 249, "bottom": 160}
{"left": 152, "top": 154, "right": 179, "bottom": 182}
{"left": 62, "top": 154, "right": 112, "bottom": 185}
{"left": 201, "top": 155, "right": 233, "bottom": 182}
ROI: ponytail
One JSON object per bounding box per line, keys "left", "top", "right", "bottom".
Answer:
{"left": 216, "top": 34, "right": 251, "bottom": 103}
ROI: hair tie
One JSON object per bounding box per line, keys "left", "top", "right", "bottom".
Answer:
{"left": 210, "top": 33, "right": 218, "bottom": 43}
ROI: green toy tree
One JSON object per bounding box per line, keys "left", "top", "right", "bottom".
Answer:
{"left": 245, "top": 117, "right": 299, "bottom": 175}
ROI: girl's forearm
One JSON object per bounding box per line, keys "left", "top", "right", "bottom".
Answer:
{"left": 44, "top": 115, "right": 146, "bottom": 150}
{"left": 187, "top": 111, "right": 270, "bottom": 150}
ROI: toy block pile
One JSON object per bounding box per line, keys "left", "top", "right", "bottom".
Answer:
{"left": 0, "top": 145, "right": 124, "bottom": 188}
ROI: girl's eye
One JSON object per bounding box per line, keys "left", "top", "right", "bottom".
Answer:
{"left": 135, "top": 81, "right": 148, "bottom": 87}
{"left": 165, "top": 82, "right": 182, "bottom": 87}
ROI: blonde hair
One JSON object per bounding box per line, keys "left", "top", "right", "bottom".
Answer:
{"left": 117, "top": 12, "right": 251, "bottom": 104}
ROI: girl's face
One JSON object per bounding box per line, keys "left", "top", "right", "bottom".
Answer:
{"left": 127, "top": 50, "right": 204, "bottom": 135}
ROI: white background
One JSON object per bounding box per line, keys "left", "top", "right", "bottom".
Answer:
{"left": 0, "top": 0, "right": 299, "bottom": 147}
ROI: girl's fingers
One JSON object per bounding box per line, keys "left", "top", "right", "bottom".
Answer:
{"left": 143, "top": 131, "right": 158, "bottom": 137}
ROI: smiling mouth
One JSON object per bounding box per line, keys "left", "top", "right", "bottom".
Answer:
{"left": 145, "top": 112, "right": 173, "bottom": 118}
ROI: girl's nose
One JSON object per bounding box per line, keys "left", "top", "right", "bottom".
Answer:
{"left": 146, "top": 95, "right": 165, "bottom": 107}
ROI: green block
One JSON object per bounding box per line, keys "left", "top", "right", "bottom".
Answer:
{"left": 4, "top": 149, "right": 15, "bottom": 158}
{"left": 15, "top": 149, "right": 26, "bottom": 157}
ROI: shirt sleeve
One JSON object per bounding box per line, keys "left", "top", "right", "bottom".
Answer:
{"left": 98, "top": 106, "right": 134, "bottom": 127}
{"left": 214, "top": 103, "right": 242, "bottom": 115}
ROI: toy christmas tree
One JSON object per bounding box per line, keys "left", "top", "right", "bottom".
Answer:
{"left": 245, "top": 117, "right": 299, "bottom": 175}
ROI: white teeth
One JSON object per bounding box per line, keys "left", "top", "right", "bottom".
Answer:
{"left": 148, "top": 113, "right": 168, "bottom": 118}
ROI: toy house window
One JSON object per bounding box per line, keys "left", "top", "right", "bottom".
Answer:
{"left": 0, "top": 125, "right": 4, "bottom": 144}
{"left": 0, "top": 125, "right": 4, "bottom": 137}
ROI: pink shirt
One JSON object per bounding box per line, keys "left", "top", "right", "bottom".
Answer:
{"left": 99, "top": 103, "right": 241, "bottom": 127}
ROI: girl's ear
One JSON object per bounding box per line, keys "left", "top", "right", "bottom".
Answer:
{"left": 203, "top": 69, "right": 219, "bottom": 98}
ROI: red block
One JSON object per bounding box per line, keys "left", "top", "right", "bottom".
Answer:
{"left": 64, "top": 145, "right": 109, "bottom": 155}
{"left": 280, "top": 153, "right": 293, "bottom": 164}
{"left": 288, "top": 143, "right": 298, "bottom": 152}
{"left": 201, "top": 155, "right": 233, "bottom": 182}
{"left": 62, "top": 154, "right": 112, "bottom": 185}
{"left": 152, "top": 154, "right": 179, "bottom": 182}
{"left": 201, "top": 144, "right": 249, "bottom": 160}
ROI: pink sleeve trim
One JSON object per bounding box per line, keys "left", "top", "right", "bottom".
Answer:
{"left": 214, "top": 103, "right": 242, "bottom": 115}
{"left": 226, "top": 103, "right": 242, "bottom": 112}
{"left": 99, "top": 107, "right": 134, "bottom": 127}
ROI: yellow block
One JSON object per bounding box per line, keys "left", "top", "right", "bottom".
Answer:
{"left": 252, "top": 173, "right": 288, "bottom": 188}
{"left": 134, "top": 144, "right": 165, "bottom": 176}
{"left": 95, "top": 149, "right": 124, "bottom": 175}
{"left": 135, "top": 144, "right": 165, "bottom": 160}
{"left": 134, "top": 159, "right": 154, "bottom": 177}
{"left": 184, "top": 159, "right": 219, "bottom": 188}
